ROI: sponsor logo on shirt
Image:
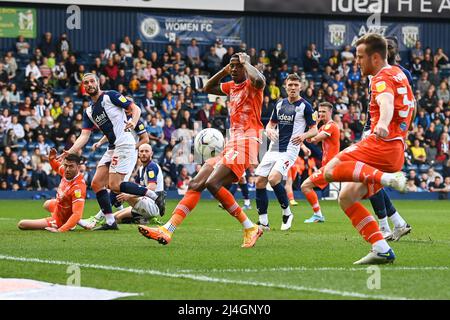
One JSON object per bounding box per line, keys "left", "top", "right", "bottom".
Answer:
{"left": 95, "top": 112, "right": 108, "bottom": 127}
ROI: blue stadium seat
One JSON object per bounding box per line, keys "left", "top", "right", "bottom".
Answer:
{"left": 406, "top": 164, "right": 419, "bottom": 172}
{"left": 419, "top": 164, "right": 430, "bottom": 173}
{"left": 433, "top": 164, "right": 444, "bottom": 173}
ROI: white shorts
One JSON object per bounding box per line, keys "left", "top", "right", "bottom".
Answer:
{"left": 255, "top": 150, "right": 298, "bottom": 178}
{"left": 132, "top": 197, "right": 160, "bottom": 218}
{"left": 98, "top": 145, "right": 137, "bottom": 176}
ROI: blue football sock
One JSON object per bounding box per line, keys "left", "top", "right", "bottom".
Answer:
{"left": 369, "top": 191, "right": 387, "bottom": 219}
{"left": 96, "top": 189, "right": 112, "bottom": 215}
{"left": 240, "top": 183, "right": 249, "bottom": 200}
{"left": 272, "top": 183, "right": 289, "bottom": 210}
{"left": 256, "top": 188, "right": 268, "bottom": 215}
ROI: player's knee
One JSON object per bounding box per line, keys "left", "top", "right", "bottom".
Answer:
{"left": 188, "top": 179, "right": 204, "bottom": 192}
{"left": 323, "top": 166, "right": 334, "bottom": 182}
{"left": 301, "top": 180, "right": 312, "bottom": 193}
{"left": 91, "top": 179, "right": 103, "bottom": 192}
{"left": 268, "top": 174, "right": 281, "bottom": 187}
{"left": 42, "top": 200, "right": 50, "bottom": 211}
{"left": 255, "top": 176, "right": 267, "bottom": 189}
{"left": 205, "top": 178, "right": 220, "bottom": 194}
{"left": 109, "top": 181, "right": 121, "bottom": 194}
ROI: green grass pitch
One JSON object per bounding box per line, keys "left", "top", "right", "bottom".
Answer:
{"left": 0, "top": 199, "right": 449, "bottom": 300}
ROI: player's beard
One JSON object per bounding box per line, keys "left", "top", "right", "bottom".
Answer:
{"left": 88, "top": 86, "right": 99, "bottom": 96}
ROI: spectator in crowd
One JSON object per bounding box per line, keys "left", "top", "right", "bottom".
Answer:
{"left": 16, "top": 35, "right": 30, "bottom": 55}
{"left": 56, "top": 33, "right": 71, "bottom": 56}
{"left": 187, "top": 38, "right": 201, "bottom": 68}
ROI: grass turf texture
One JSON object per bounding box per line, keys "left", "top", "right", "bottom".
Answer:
{"left": 0, "top": 199, "right": 449, "bottom": 300}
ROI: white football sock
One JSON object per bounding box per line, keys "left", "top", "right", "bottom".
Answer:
{"left": 95, "top": 210, "right": 105, "bottom": 220}
{"left": 242, "top": 218, "right": 254, "bottom": 229}
{"left": 378, "top": 217, "right": 391, "bottom": 231}
{"left": 259, "top": 214, "right": 269, "bottom": 226}
{"left": 314, "top": 210, "right": 323, "bottom": 217}
{"left": 390, "top": 212, "right": 406, "bottom": 228}
{"left": 372, "top": 239, "right": 390, "bottom": 253}
{"left": 145, "top": 189, "right": 158, "bottom": 200}
{"left": 282, "top": 206, "right": 292, "bottom": 216}
{"left": 244, "top": 199, "right": 251, "bottom": 206}
{"left": 380, "top": 173, "right": 395, "bottom": 186}
{"left": 105, "top": 213, "right": 115, "bottom": 225}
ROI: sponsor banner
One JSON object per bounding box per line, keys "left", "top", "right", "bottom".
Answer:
{"left": 138, "top": 14, "right": 242, "bottom": 45}
{"left": 325, "top": 21, "right": 422, "bottom": 51}
{"left": 245, "top": 0, "right": 450, "bottom": 19}
{"left": 0, "top": 7, "right": 36, "bottom": 38}
{"left": 4, "top": 0, "right": 244, "bottom": 12}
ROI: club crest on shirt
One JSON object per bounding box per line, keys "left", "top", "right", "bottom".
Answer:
{"left": 119, "top": 95, "right": 128, "bottom": 103}
{"left": 74, "top": 189, "right": 82, "bottom": 198}
{"left": 148, "top": 171, "right": 155, "bottom": 179}
{"left": 375, "top": 81, "right": 386, "bottom": 93}
{"left": 312, "top": 111, "right": 318, "bottom": 122}
{"left": 324, "top": 123, "right": 331, "bottom": 130}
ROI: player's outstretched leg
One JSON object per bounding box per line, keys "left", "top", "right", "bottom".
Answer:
{"left": 286, "top": 167, "right": 299, "bottom": 206}
{"left": 255, "top": 176, "right": 270, "bottom": 231}
{"left": 324, "top": 160, "right": 407, "bottom": 192}
{"left": 301, "top": 178, "right": 325, "bottom": 223}
{"left": 339, "top": 183, "right": 395, "bottom": 265}
{"left": 383, "top": 189, "right": 412, "bottom": 241}
{"left": 205, "top": 165, "right": 262, "bottom": 248}
{"left": 369, "top": 190, "right": 392, "bottom": 240}
{"left": 138, "top": 163, "right": 214, "bottom": 245}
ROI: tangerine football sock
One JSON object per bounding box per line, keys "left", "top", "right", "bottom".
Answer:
{"left": 344, "top": 202, "right": 384, "bottom": 244}
{"left": 304, "top": 190, "right": 322, "bottom": 216}
{"left": 163, "top": 190, "right": 201, "bottom": 233}
{"left": 330, "top": 161, "right": 384, "bottom": 184}
{"left": 287, "top": 192, "right": 294, "bottom": 201}
{"left": 215, "top": 187, "right": 253, "bottom": 229}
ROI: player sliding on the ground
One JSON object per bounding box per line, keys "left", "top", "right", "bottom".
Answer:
{"left": 113, "top": 143, "right": 165, "bottom": 225}
{"left": 18, "top": 149, "right": 86, "bottom": 232}
{"left": 301, "top": 102, "right": 340, "bottom": 223}
{"left": 58, "top": 73, "right": 161, "bottom": 231}
{"left": 255, "top": 73, "right": 318, "bottom": 231}
{"left": 138, "top": 52, "right": 266, "bottom": 248}
{"left": 322, "top": 33, "right": 415, "bottom": 265}
{"left": 363, "top": 36, "right": 414, "bottom": 241}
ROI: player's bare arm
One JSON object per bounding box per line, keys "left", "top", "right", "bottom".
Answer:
{"left": 265, "top": 121, "right": 278, "bottom": 142}
{"left": 136, "top": 132, "right": 150, "bottom": 150}
{"left": 92, "top": 135, "right": 108, "bottom": 151}
{"left": 203, "top": 65, "right": 231, "bottom": 95}
{"left": 125, "top": 102, "right": 141, "bottom": 131}
{"left": 291, "top": 125, "right": 318, "bottom": 146}
{"left": 238, "top": 53, "right": 266, "bottom": 90}
{"left": 308, "top": 131, "right": 329, "bottom": 144}
{"left": 57, "top": 129, "right": 91, "bottom": 161}
{"left": 375, "top": 93, "right": 394, "bottom": 138}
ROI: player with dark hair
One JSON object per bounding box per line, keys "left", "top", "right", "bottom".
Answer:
{"left": 301, "top": 101, "right": 340, "bottom": 223}
{"left": 18, "top": 149, "right": 86, "bottom": 232}
{"left": 58, "top": 73, "right": 161, "bottom": 231}
{"left": 362, "top": 36, "right": 414, "bottom": 241}
{"left": 323, "top": 33, "right": 415, "bottom": 264}
{"left": 255, "top": 73, "right": 318, "bottom": 230}
{"left": 138, "top": 52, "right": 266, "bottom": 247}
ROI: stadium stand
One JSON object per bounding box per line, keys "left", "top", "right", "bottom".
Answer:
{"left": 0, "top": 32, "right": 449, "bottom": 194}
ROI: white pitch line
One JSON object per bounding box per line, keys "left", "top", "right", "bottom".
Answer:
{"left": 0, "top": 254, "right": 408, "bottom": 300}
{"left": 176, "top": 266, "right": 450, "bottom": 274}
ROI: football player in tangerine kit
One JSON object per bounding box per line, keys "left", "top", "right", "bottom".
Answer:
{"left": 18, "top": 149, "right": 86, "bottom": 232}
{"left": 302, "top": 102, "right": 340, "bottom": 223}
{"left": 322, "top": 33, "right": 414, "bottom": 264}
{"left": 138, "top": 53, "right": 266, "bottom": 247}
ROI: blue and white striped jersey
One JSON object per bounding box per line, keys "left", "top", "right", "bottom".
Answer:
{"left": 134, "top": 161, "right": 164, "bottom": 192}
{"left": 82, "top": 90, "right": 136, "bottom": 149}
{"left": 269, "top": 98, "right": 316, "bottom": 153}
